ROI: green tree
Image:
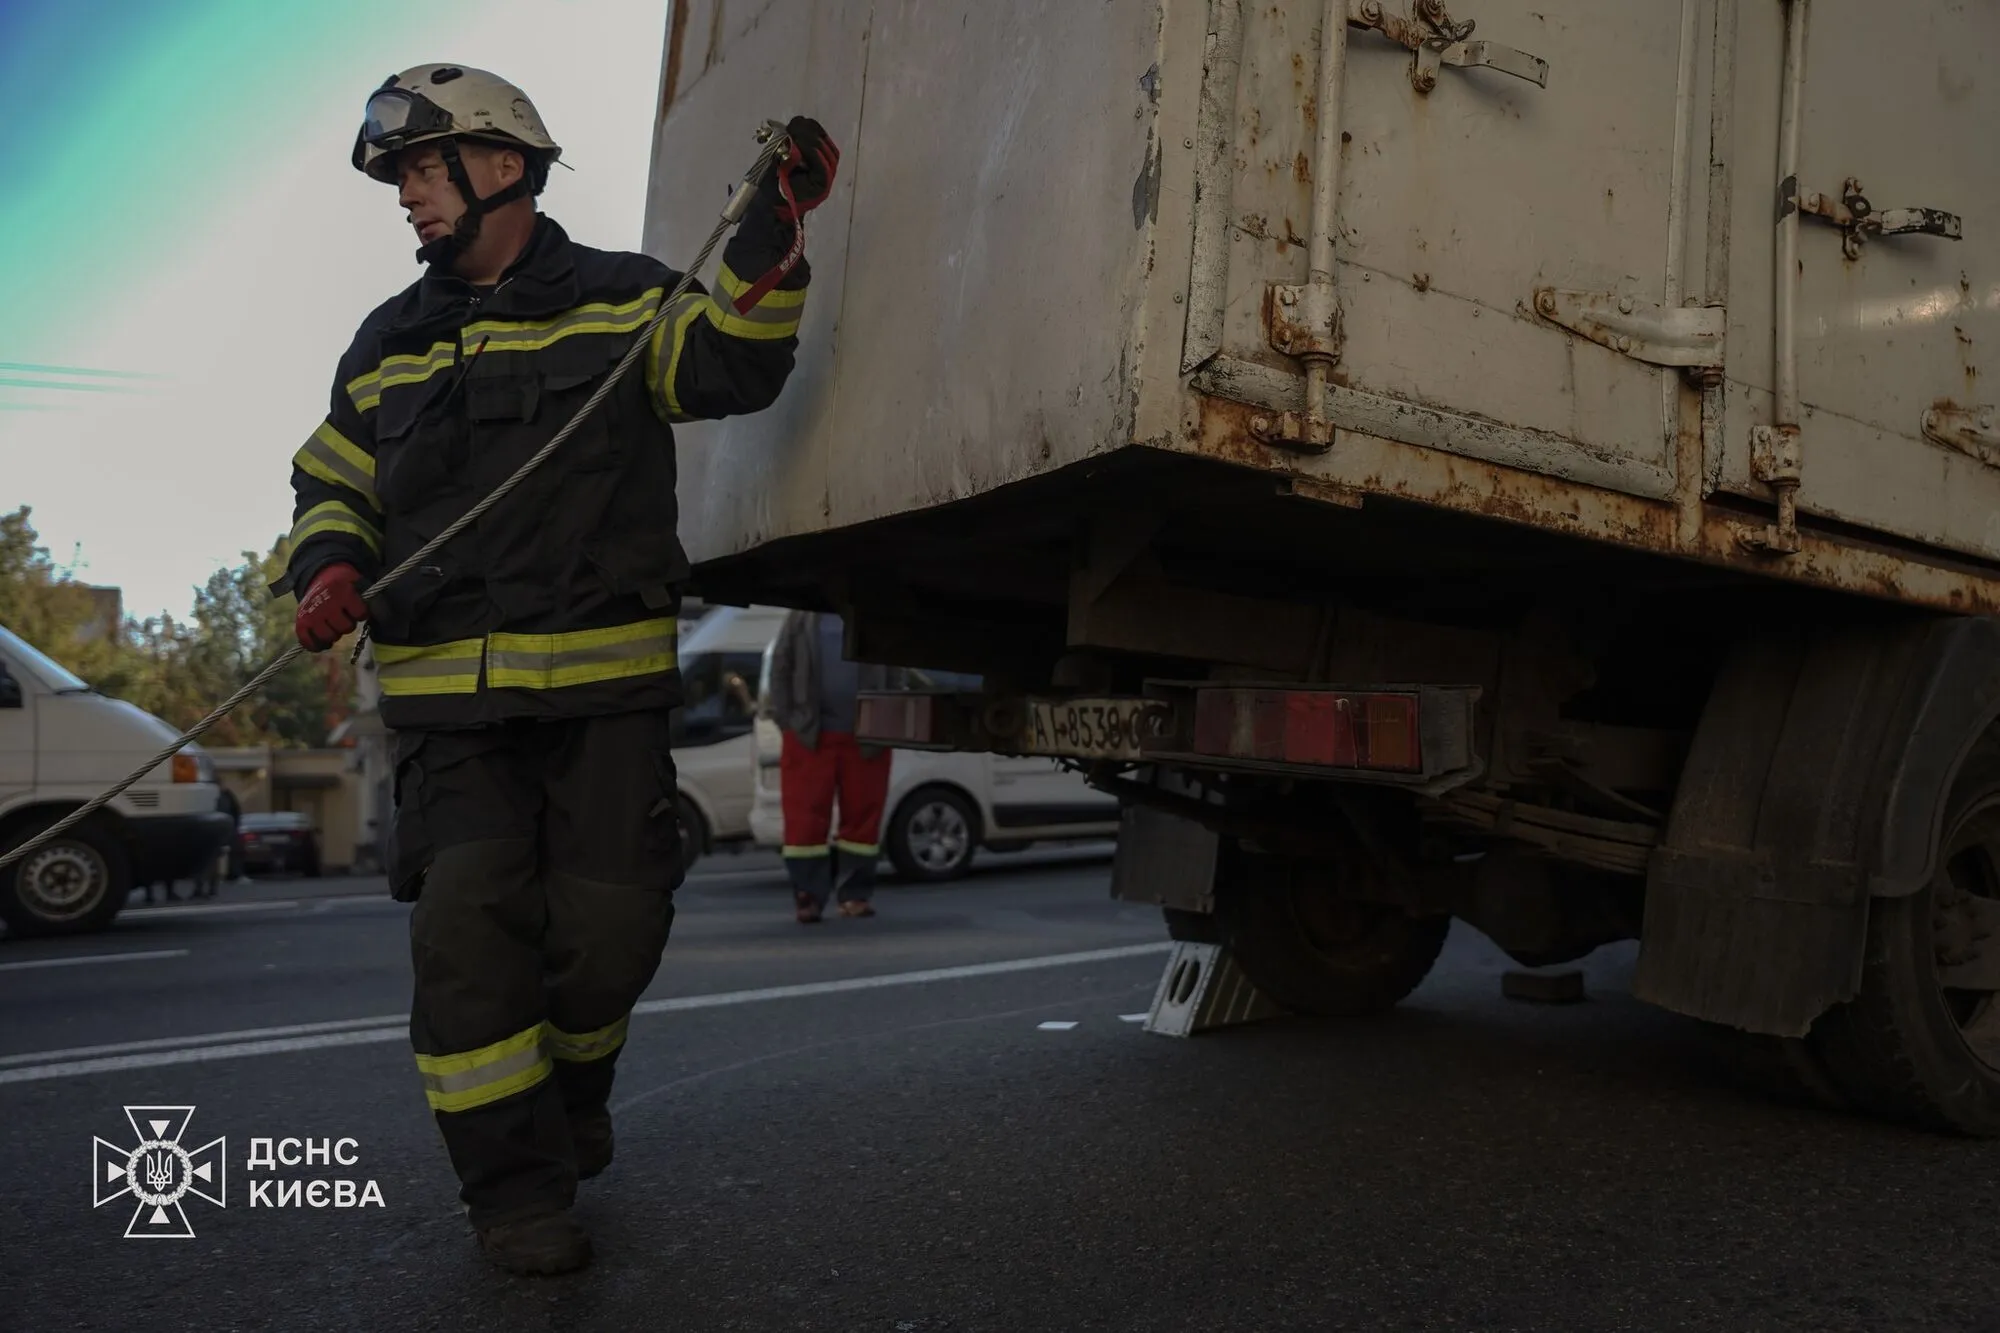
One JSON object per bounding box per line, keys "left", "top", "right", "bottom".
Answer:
{"left": 0, "top": 506, "right": 352, "bottom": 747}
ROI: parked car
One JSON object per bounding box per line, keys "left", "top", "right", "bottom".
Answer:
{"left": 237, "top": 811, "right": 322, "bottom": 878}
{"left": 0, "top": 623, "right": 231, "bottom": 936}
{"left": 749, "top": 640, "right": 1120, "bottom": 882}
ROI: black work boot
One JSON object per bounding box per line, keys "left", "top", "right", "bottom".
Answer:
{"left": 573, "top": 1109, "right": 614, "bottom": 1181}
{"left": 476, "top": 1209, "right": 593, "bottom": 1275}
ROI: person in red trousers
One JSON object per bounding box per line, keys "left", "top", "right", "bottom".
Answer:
{"left": 765, "top": 611, "right": 900, "bottom": 922}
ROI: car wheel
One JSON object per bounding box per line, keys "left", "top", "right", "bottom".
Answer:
{"left": 0, "top": 813, "right": 130, "bottom": 938}
{"left": 887, "top": 786, "right": 980, "bottom": 883}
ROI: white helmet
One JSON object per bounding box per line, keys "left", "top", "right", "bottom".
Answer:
{"left": 352, "top": 64, "right": 561, "bottom": 190}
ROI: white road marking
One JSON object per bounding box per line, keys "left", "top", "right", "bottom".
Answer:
{"left": 0, "top": 942, "right": 1170, "bottom": 1085}
{"left": 0, "top": 948, "right": 189, "bottom": 974}
{"left": 129, "top": 900, "right": 306, "bottom": 919}
{"left": 0, "top": 1013, "right": 409, "bottom": 1070}
{"left": 1119, "top": 1013, "right": 1149, "bottom": 1023}
{"left": 1036, "top": 1020, "right": 1079, "bottom": 1031}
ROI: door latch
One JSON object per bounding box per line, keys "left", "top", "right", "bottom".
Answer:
{"left": 1798, "top": 177, "right": 1962, "bottom": 260}
{"left": 1532, "top": 289, "right": 1725, "bottom": 379}
{"left": 1350, "top": 0, "right": 1550, "bottom": 94}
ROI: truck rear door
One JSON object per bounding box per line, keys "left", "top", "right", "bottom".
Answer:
{"left": 1199, "top": 0, "right": 1706, "bottom": 500}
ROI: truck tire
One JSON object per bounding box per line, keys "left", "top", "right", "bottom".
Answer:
{"left": 1215, "top": 859, "right": 1448, "bottom": 1017}
{"left": 887, "top": 785, "right": 980, "bottom": 883}
{"left": 0, "top": 814, "right": 130, "bottom": 938}
{"left": 1808, "top": 731, "right": 2000, "bottom": 1135}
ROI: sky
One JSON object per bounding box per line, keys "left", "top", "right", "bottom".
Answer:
{"left": 0, "top": 0, "right": 671, "bottom": 621}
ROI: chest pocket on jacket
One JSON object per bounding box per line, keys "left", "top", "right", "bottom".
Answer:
{"left": 373, "top": 372, "right": 468, "bottom": 515}
{"left": 518, "top": 339, "right": 626, "bottom": 474}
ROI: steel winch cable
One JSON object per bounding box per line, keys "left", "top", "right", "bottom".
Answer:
{"left": 0, "top": 124, "right": 795, "bottom": 875}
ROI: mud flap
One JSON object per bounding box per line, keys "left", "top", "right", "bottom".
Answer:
{"left": 1634, "top": 616, "right": 2000, "bottom": 1037}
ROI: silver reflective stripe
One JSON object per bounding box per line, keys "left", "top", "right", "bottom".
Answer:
{"left": 548, "top": 1015, "right": 628, "bottom": 1062}
{"left": 297, "top": 433, "right": 378, "bottom": 508}
{"left": 485, "top": 632, "right": 676, "bottom": 676}
{"left": 419, "top": 1040, "right": 550, "bottom": 1102}
{"left": 376, "top": 653, "right": 481, "bottom": 679}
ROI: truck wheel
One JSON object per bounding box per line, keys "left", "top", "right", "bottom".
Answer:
{"left": 1810, "top": 732, "right": 2000, "bottom": 1134}
{"left": 1215, "top": 856, "right": 1448, "bottom": 1017}
{"left": 0, "top": 815, "right": 130, "bottom": 938}
{"left": 887, "top": 786, "right": 979, "bottom": 883}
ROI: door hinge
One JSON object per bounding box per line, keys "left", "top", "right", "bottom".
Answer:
{"left": 1737, "top": 423, "right": 1803, "bottom": 556}
{"left": 1796, "top": 177, "right": 1962, "bottom": 260}
{"left": 1265, "top": 282, "right": 1343, "bottom": 361}
{"left": 1349, "top": 0, "right": 1550, "bottom": 95}
{"left": 1922, "top": 403, "right": 2000, "bottom": 470}
{"left": 1532, "top": 289, "right": 1726, "bottom": 382}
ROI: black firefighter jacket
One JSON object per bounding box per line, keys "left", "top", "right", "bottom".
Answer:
{"left": 276, "top": 210, "right": 806, "bottom": 731}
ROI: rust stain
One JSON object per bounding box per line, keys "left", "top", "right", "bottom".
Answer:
{"left": 1294, "top": 152, "right": 1311, "bottom": 183}
{"left": 659, "top": 0, "right": 692, "bottom": 114}
{"left": 1183, "top": 392, "right": 2000, "bottom": 615}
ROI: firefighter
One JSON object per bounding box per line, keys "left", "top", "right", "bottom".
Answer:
{"left": 276, "top": 64, "right": 837, "bottom": 1274}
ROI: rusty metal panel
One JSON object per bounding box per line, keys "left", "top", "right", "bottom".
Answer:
{"left": 646, "top": 0, "right": 1165, "bottom": 566}
{"left": 642, "top": 0, "right": 2000, "bottom": 614}
{"left": 1202, "top": 0, "right": 1699, "bottom": 495}
{"left": 1718, "top": 0, "right": 2000, "bottom": 561}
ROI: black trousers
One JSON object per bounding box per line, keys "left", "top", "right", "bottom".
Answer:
{"left": 389, "top": 710, "right": 681, "bottom": 1227}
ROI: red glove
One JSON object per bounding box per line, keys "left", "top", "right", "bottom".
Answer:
{"left": 295, "top": 563, "right": 369, "bottom": 652}
{"left": 772, "top": 115, "right": 839, "bottom": 223}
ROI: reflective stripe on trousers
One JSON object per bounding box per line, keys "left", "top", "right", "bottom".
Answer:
{"left": 415, "top": 1016, "right": 632, "bottom": 1113}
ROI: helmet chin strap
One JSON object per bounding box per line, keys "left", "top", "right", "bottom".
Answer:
{"left": 414, "top": 138, "right": 532, "bottom": 269}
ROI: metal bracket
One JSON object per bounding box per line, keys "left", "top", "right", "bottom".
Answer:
{"left": 1799, "top": 177, "right": 1962, "bottom": 260}
{"left": 1349, "top": 0, "right": 1550, "bottom": 95}
{"left": 1249, "top": 410, "right": 1337, "bottom": 450}
{"left": 1532, "top": 289, "right": 1726, "bottom": 375}
{"left": 1266, "top": 282, "right": 1342, "bottom": 360}
{"left": 1922, "top": 403, "right": 2000, "bottom": 470}
{"left": 1737, "top": 423, "right": 1803, "bottom": 555}
{"left": 1143, "top": 940, "right": 1288, "bottom": 1037}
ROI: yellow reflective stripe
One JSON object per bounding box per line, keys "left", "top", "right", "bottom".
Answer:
{"left": 546, "top": 1014, "right": 629, "bottom": 1063}
{"left": 464, "top": 288, "right": 664, "bottom": 353}
{"left": 415, "top": 1024, "right": 551, "bottom": 1114}
{"left": 292, "top": 420, "right": 378, "bottom": 510}
{"left": 782, "top": 844, "right": 832, "bottom": 859}
{"left": 706, "top": 264, "right": 804, "bottom": 340}
{"left": 372, "top": 638, "right": 485, "bottom": 697}
{"left": 835, "top": 840, "right": 880, "bottom": 858}
{"left": 346, "top": 341, "right": 457, "bottom": 414}
{"left": 486, "top": 618, "right": 678, "bottom": 691}
{"left": 289, "top": 500, "right": 381, "bottom": 555}
{"left": 648, "top": 294, "right": 707, "bottom": 423}
{"left": 715, "top": 264, "right": 808, "bottom": 310}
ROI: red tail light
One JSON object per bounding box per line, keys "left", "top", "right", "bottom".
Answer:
{"left": 856, "top": 694, "right": 937, "bottom": 747}
{"left": 1190, "top": 689, "right": 1421, "bottom": 773}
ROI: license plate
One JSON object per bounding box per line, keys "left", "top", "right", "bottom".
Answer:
{"left": 1022, "top": 698, "right": 1160, "bottom": 762}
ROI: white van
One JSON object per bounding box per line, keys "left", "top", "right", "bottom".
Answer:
{"left": 670, "top": 605, "right": 789, "bottom": 867}
{"left": 746, "top": 621, "right": 1120, "bottom": 882}
{"left": 0, "top": 625, "right": 231, "bottom": 936}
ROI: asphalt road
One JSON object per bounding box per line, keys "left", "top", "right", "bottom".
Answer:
{"left": 3, "top": 846, "right": 1999, "bottom": 1332}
